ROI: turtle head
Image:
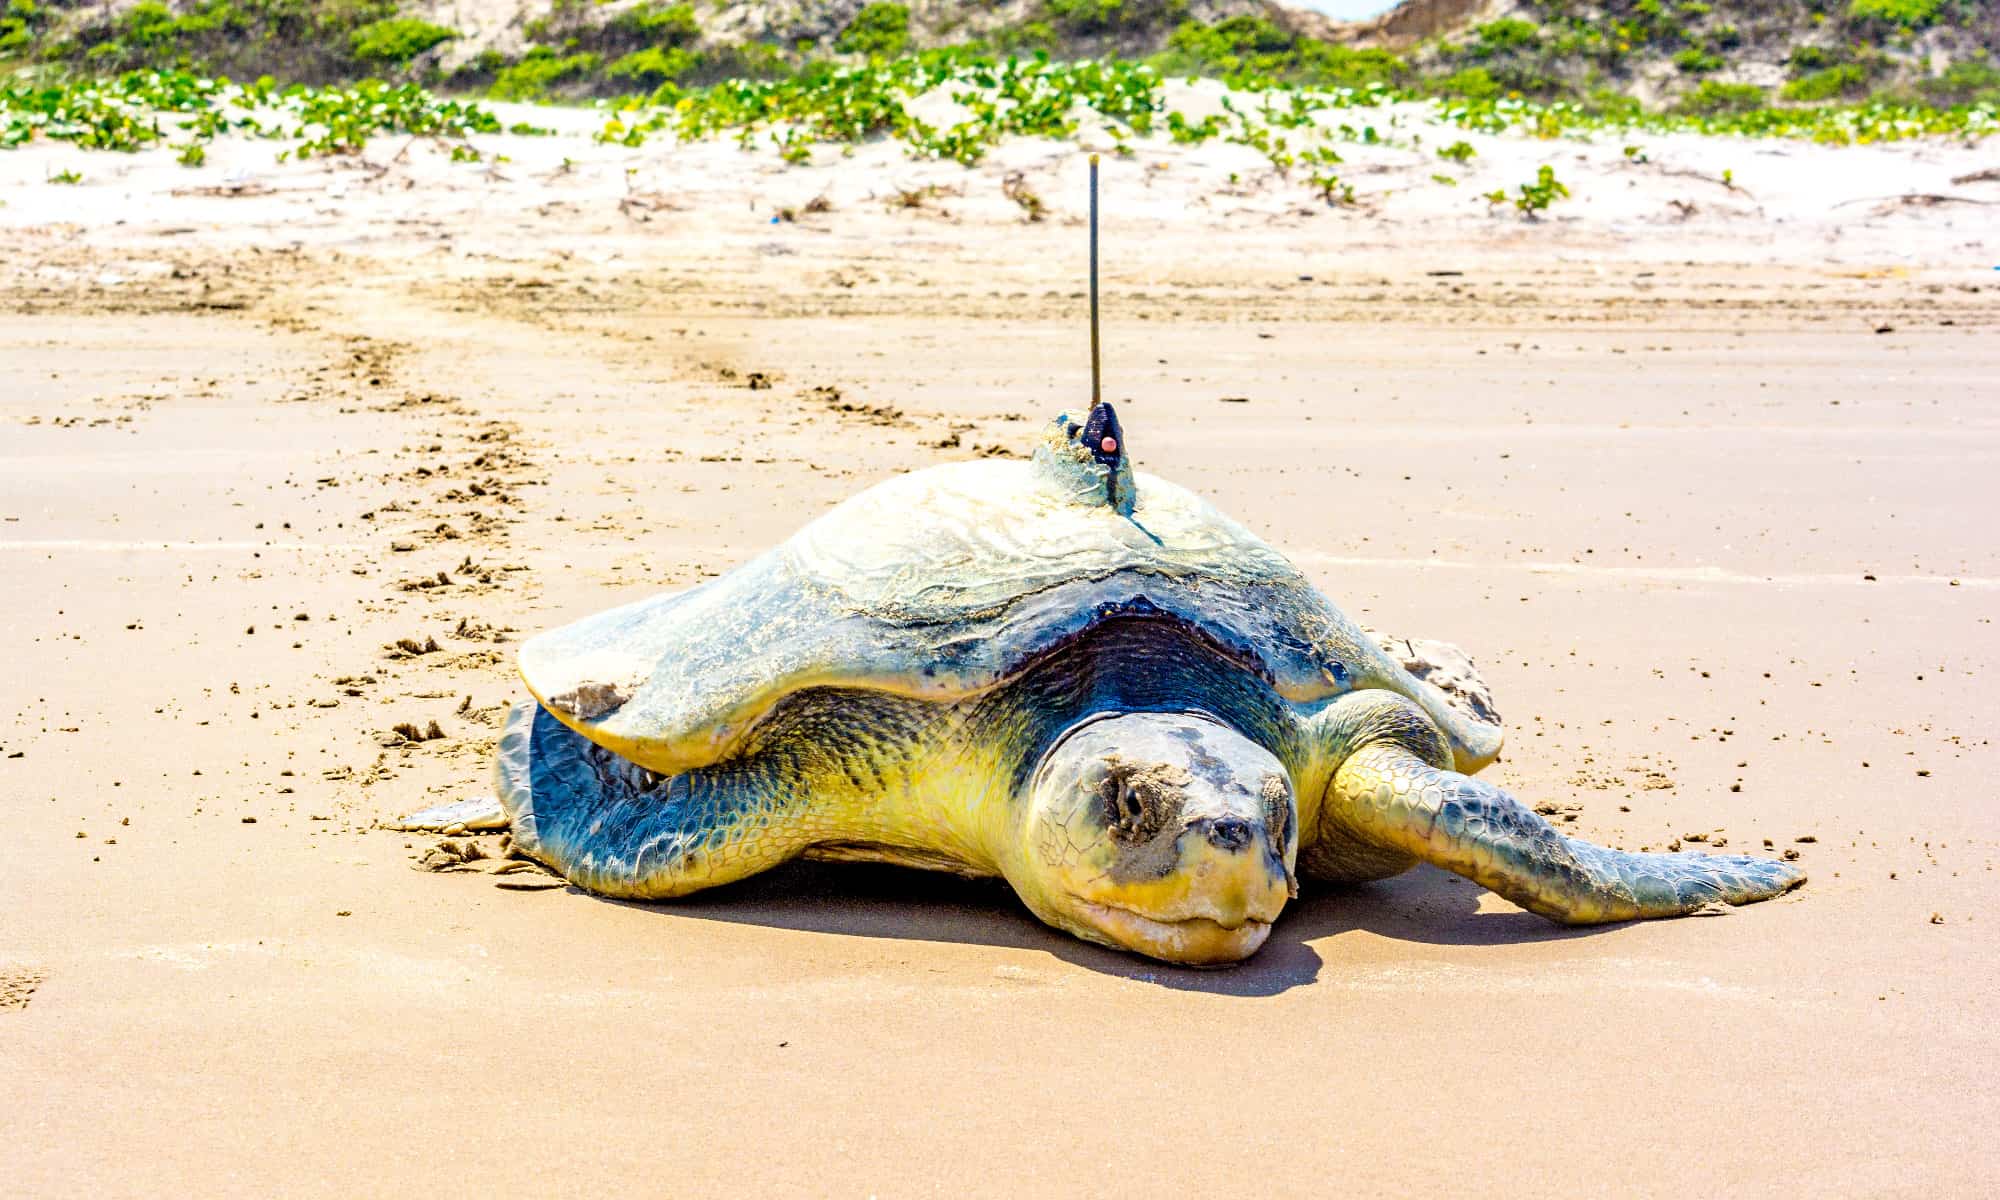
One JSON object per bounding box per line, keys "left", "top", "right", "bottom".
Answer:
{"left": 1010, "top": 712, "right": 1297, "bottom": 965}
{"left": 1031, "top": 402, "right": 1136, "bottom": 515}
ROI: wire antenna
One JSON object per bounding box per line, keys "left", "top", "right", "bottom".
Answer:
{"left": 1088, "top": 153, "right": 1101, "bottom": 408}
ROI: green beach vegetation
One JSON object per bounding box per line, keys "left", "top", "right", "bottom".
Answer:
{"left": 3, "top": 0, "right": 1994, "bottom": 106}
{"left": 1, "top": 1, "right": 1993, "bottom": 204}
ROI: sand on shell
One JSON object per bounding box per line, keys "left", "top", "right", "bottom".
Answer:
{"left": 2, "top": 98, "right": 1997, "bottom": 1195}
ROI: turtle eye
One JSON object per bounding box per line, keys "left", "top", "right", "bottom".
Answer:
{"left": 1116, "top": 782, "right": 1143, "bottom": 824}
{"left": 1097, "top": 763, "right": 1161, "bottom": 842}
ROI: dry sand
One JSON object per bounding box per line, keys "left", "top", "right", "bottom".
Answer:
{"left": 2, "top": 107, "right": 1998, "bottom": 1195}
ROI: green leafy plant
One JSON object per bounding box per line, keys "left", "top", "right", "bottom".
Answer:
{"left": 491, "top": 48, "right": 601, "bottom": 99}
{"left": 1432, "top": 67, "right": 1502, "bottom": 101}
{"left": 1044, "top": 0, "right": 1187, "bottom": 36}
{"left": 1676, "top": 80, "right": 1765, "bottom": 114}
{"left": 1919, "top": 60, "right": 2000, "bottom": 107}
{"left": 1436, "top": 139, "right": 1476, "bottom": 163}
{"left": 349, "top": 17, "right": 456, "bottom": 66}
{"left": 836, "top": 3, "right": 910, "bottom": 58}
{"left": 1468, "top": 18, "right": 1540, "bottom": 56}
{"left": 607, "top": 45, "right": 697, "bottom": 86}
{"left": 1433, "top": 14, "right": 1568, "bottom": 97}
{"left": 1847, "top": 0, "right": 1941, "bottom": 28}
{"left": 1673, "top": 47, "right": 1723, "bottom": 74}
{"left": 0, "top": 70, "right": 500, "bottom": 156}
{"left": 1309, "top": 170, "right": 1354, "bottom": 205}
{"left": 1153, "top": 15, "right": 1405, "bottom": 89}
{"left": 1, "top": 0, "right": 49, "bottom": 56}
{"left": 49, "top": 0, "right": 419, "bottom": 84}
{"left": 1489, "top": 163, "right": 1569, "bottom": 217}
{"left": 612, "top": 2, "right": 699, "bottom": 43}
{"left": 770, "top": 124, "right": 812, "bottom": 163}
{"left": 1165, "top": 110, "right": 1222, "bottom": 143}
{"left": 1782, "top": 64, "right": 1870, "bottom": 102}
{"left": 1583, "top": 88, "right": 1644, "bottom": 118}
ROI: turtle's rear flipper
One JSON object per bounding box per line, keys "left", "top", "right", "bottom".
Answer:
{"left": 390, "top": 795, "right": 508, "bottom": 833}
{"left": 1334, "top": 744, "right": 1804, "bottom": 924}
{"left": 491, "top": 699, "right": 804, "bottom": 899}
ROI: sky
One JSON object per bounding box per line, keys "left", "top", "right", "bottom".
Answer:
{"left": 1290, "top": 0, "right": 1404, "bottom": 17}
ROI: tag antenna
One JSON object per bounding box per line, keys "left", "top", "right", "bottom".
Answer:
{"left": 1089, "top": 153, "right": 1101, "bottom": 409}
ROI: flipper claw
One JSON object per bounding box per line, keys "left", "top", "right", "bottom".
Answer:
{"left": 389, "top": 795, "right": 508, "bottom": 834}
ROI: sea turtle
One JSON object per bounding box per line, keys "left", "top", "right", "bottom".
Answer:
{"left": 401, "top": 402, "right": 1803, "bottom": 965}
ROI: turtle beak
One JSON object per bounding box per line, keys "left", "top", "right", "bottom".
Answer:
{"left": 1080, "top": 401, "right": 1123, "bottom": 468}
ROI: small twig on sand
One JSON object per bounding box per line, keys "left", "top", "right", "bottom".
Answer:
{"left": 361, "top": 136, "right": 418, "bottom": 180}
{"left": 1620, "top": 155, "right": 1754, "bottom": 199}
{"left": 617, "top": 169, "right": 687, "bottom": 220}
{"left": 1830, "top": 193, "right": 2000, "bottom": 209}
{"left": 1002, "top": 172, "right": 1046, "bottom": 223}
{"left": 1949, "top": 167, "right": 2000, "bottom": 185}
{"left": 169, "top": 179, "right": 275, "bottom": 198}
{"left": 1654, "top": 166, "right": 1754, "bottom": 198}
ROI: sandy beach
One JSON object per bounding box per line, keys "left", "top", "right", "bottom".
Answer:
{"left": 3, "top": 103, "right": 1998, "bottom": 1195}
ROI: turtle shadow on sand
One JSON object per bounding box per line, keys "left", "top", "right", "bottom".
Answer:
{"left": 586, "top": 861, "right": 1603, "bottom": 998}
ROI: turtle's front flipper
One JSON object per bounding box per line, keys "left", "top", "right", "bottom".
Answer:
{"left": 1333, "top": 744, "right": 1804, "bottom": 924}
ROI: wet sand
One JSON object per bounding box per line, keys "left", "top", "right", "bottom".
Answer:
{"left": 2, "top": 120, "right": 1998, "bottom": 1194}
